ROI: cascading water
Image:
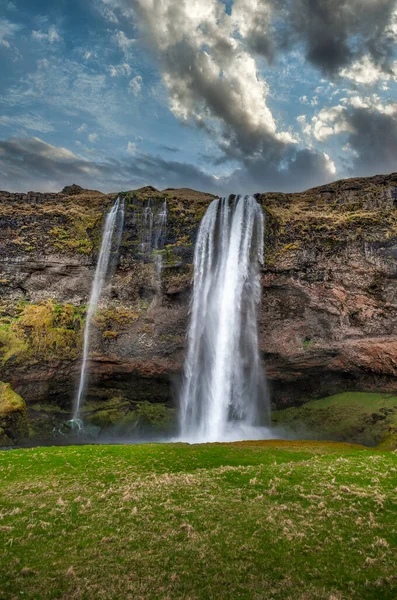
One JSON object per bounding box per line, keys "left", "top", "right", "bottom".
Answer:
{"left": 154, "top": 200, "right": 168, "bottom": 276}
{"left": 140, "top": 198, "right": 168, "bottom": 256}
{"left": 179, "top": 195, "right": 271, "bottom": 443}
{"left": 73, "top": 197, "right": 125, "bottom": 422}
{"left": 141, "top": 199, "right": 154, "bottom": 256}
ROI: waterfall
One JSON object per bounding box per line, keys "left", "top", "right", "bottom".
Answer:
{"left": 140, "top": 198, "right": 168, "bottom": 256}
{"left": 73, "top": 197, "right": 125, "bottom": 422}
{"left": 141, "top": 199, "right": 154, "bottom": 256}
{"left": 179, "top": 195, "right": 271, "bottom": 443}
{"left": 154, "top": 199, "right": 168, "bottom": 250}
{"left": 154, "top": 200, "right": 168, "bottom": 275}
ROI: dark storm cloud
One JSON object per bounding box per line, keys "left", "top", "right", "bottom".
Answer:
{"left": 278, "top": 0, "right": 397, "bottom": 76}
{"left": 345, "top": 106, "right": 397, "bottom": 175}
{"left": 0, "top": 136, "right": 221, "bottom": 194}
{"left": 226, "top": 147, "right": 335, "bottom": 193}
{"left": 0, "top": 136, "right": 335, "bottom": 194}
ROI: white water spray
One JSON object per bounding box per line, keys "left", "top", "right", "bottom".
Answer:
{"left": 73, "top": 197, "right": 125, "bottom": 421}
{"left": 179, "top": 195, "right": 271, "bottom": 443}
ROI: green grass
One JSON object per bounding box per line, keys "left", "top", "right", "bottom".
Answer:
{"left": 0, "top": 441, "right": 396, "bottom": 600}
{"left": 272, "top": 392, "right": 397, "bottom": 446}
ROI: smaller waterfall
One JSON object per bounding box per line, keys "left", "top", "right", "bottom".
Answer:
{"left": 154, "top": 200, "right": 168, "bottom": 250}
{"left": 179, "top": 195, "right": 271, "bottom": 443}
{"left": 73, "top": 197, "right": 125, "bottom": 422}
{"left": 140, "top": 198, "right": 168, "bottom": 257}
{"left": 141, "top": 199, "right": 154, "bottom": 256}
{"left": 154, "top": 200, "right": 168, "bottom": 275}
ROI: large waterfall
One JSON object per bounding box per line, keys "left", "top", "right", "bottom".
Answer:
{"left": 179, "top": 195, "right": 271, "bottom": 443}
{"left": 73, "top": 197, "right": 125, "bottom": 422}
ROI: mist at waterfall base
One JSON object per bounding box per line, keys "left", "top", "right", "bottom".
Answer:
{"left": 72, "top": 197, "right": 125, "bottom": 426}
{"left": 177, "top": 195, "right": 274, "bottom": 444}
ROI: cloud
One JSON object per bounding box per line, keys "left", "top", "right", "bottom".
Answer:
{"left": 109, "top": 63, "right": 132, "bottom": 77}
{"left": 302, "top": 94, "right": 397, "bottom": 176}
{"left": 0, "top": 113, "right": 55, "bottom": 133}
{"left": 91, "top": 0, "right": 397, "bottom": 189}
{"left": 112, "top": 30, "right": 135, "bottom": 55}
{"left": 77, "top": 123, "right": 88, "bottom": 134}
{"left": 95, "top": 0, "right": 119, "bottom": 23}
{"left": 340, "top": 55, "right": 397, "bottom": 84}
{"left": 346, "top": 104, "right": 397, "bottom": 175}
{"left": 128, "top": 75, "right": 142, "bottom": 95}
{"left": 88, "top": 133, "right": 99, "bottom": 143}
{"left": 32, "top": 26, "right": 62, "bottom": 44}
{"left": 0, "top": 136, "right": 221, "bottom": 194}
{"left": 127, "top": 141, "right": 137, "bottom": 154}
{"left": 0, "top": 136, "right": 339, "bottom": 195}
{"left": 0, "top": 18, "right": 22, "bottom": 48}
{"left": 278, "top": 0, "right": 397, "bottom": 77}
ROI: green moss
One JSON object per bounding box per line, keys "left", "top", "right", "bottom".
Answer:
{"left": 272, "top": 392, "right": 397, "bottom": 447}
{"left": 135, "top": 401, "right": 176, "bottom": 433}
{"left": 0, "top": 382, "right": 29, "bottom": 443}
{"left": 378, "top": 425, "right": 397, "bottom": 450}
{"left": 0, "top": 300, "right": 84, "bottom": 365}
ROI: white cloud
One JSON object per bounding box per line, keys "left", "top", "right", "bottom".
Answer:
{"left": 113, "top": 30, "right": 135, "bottom": 55}
{"left": 340, "top": 55, "right": 397, "bottom": 85}
{"left": 32, "top": 26, "right": 62, "bottom": 44}
{"left": 0, "top": 114, "right": 55, "bottom": 133}
{"left": 323, "top": 152, "right": 336, "bottom": 175}
{"left": 129, "top": 0, "right": 295, "bottom": 156}
{"left": 129, "top": 75, "right": 142, "bottom": 96}
{"left": 109, "top": 63, "right": 132, "bottom": 77}
{"left": 0, "top": 18, "right": 22, "bottom": 48}
{"left": 77, "top": 123, "right": 88, "bottom": 134}
{"left": 300, "top": 95, "right": 397, "bottom": 146}
{"left": 96, "top": 1, "right": 119, "bottom": 23}
{"left": 127, "top": 141, "right": 137, "bottom": 154}
{"left": 88, "top": 133, "right": 98, "bottom": 143}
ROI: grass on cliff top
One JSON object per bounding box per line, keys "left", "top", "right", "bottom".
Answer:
{"left": 272, "top": 392, "right": 397, "bottom": 447}
{"left": 1, "top": 440, "right": 396, "bottom": 600}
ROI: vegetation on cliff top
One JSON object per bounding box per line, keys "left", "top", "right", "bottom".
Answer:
{"left": 0, "top": 441, "right": 396, "bottom": 600}
{"left": 260, "top": 175, "right": 397, "bottom": 265}
{"left": 0, "top": 191, "right": 110, "bottom": 256}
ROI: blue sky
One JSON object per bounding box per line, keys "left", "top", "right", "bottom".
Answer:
{"left": 0, "top": 0, "right": 397, "bottom": 194}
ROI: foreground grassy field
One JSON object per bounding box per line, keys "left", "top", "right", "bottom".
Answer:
{"left": 0, "top": 441, "right": 396, "bottom": 600}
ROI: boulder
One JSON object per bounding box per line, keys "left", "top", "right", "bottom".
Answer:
{"left": 0, "top": 382, "right": 29, "bottom": 446}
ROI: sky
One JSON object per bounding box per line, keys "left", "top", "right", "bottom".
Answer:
{"left": 0, "top": 0, "right": 397, "bottom": 195}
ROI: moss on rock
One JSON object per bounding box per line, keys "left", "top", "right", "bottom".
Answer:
{"left": 378, "top": 425, "right": 397, "bottom": 450}
{"left": 0, "top": 382, "right": 29, "bottom": 445}
{"left": 272, "top": 392, "right": 397, "bottom": 447}
{"left": 0, "top": 300, "right": 84, "bottom": 365}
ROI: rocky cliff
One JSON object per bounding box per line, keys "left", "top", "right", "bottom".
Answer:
{"left": 1, "top": 174, "right": 397, "bottom": 439}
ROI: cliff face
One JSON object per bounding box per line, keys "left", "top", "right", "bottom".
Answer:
{"left": 1, "top": 175, "right": 397, "bottom": 436}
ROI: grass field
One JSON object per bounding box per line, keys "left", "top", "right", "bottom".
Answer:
{"left": 0, "top": 441, "right": 396, "bottom": 600}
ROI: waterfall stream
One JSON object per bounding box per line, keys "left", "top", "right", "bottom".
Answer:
{"left": 179, "top": 195, "right": 271, "bottom": 443}
{"left": 73, "top": 197, "right": 125, "bottom": 422}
